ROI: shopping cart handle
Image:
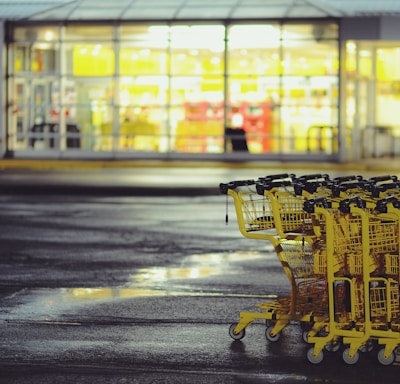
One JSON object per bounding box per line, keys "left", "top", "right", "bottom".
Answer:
{"left": 293, "top": 180, "right": 329, "bottom": 196}
{"left": 259, "top": 173, "right": 296, "bottom": 182}
{"left": 293, "top": 183, "right": 305, "bottom": 196}
{"left": 219, "top": 180, "right": 255, "bottom": 194}
{"left": 375, "top": 196, "right": 400, "bottom": 213}
{"left": 339, "top": 196, "right": 366, "bottom": 213}
{"left": 372, "top": 182, "right": 400, "bottom": 197}
{"left": 297, "top": 173, "right": 330, "bottom": 182}
{"left": 330, "top": 181, "right": 368, "bottom": 197}
{"left": 255, "top": 180, "right": 292, "bottom": 194}
{"left": 333, "top": 175, "right": 363, "bottom": 183}
{"left": 330, "top": 184, "right": 344, "bottom": 198}
{"left": 369, "top": 175, "right": 398, "bottom": 183}
{"left": 303, "top": 197, "right": 331, "bottom": 213}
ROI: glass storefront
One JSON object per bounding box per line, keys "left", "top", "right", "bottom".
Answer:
{"left": 6, "top": 21, "right": 340, "bottom": 159}
{"left": 343, "top": 40, "right": 400, "bottom": 159}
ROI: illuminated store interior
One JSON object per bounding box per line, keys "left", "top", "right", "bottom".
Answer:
{"left": 5, "top": 20, "right": 400, "bottom": 161}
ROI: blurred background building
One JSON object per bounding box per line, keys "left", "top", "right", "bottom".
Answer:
{"left": 1, "top": 0, "right": 400, "bottom": 163}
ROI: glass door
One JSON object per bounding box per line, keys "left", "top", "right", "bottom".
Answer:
{"left": 9, "top": 78, "right": 28, "bottom": 150}
{"left": 343, "top": 41, "right": 375, "bottom": 161}
{"left": 375, "top": 43, "right": 400, "bottom": 157}
{"left": 344, "top": 40, "right": 400, "bottom": 160}
{"left": 29, "top": 78, "right": 59, "bottom": 150}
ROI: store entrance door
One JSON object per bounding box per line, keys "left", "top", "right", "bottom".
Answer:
{"left": 10, "top": 78, "right": 59, "bottom": 151}
{"left": 343, "top": 41, "right": 374, "bottom": 162}
{"left": 29, "top": 79, "right": 61, "bottom": 150}
{"left": 345, "top": 40, "right": 400, "bottom": 160}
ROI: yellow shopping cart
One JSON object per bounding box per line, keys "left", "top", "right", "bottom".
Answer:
{"left": 221, "top": 173, "right": 400, "bottom": 366}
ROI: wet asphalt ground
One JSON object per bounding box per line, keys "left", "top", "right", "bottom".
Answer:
{"left": 1, "top": 160, "right": 400, "bottom": 383}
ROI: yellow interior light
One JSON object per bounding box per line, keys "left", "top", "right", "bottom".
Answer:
{"left": 44, "top": 30, "right": 53, "bottom": 41}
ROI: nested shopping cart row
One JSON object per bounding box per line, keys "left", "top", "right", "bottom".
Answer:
{"left": 220, "top": 173, "right": 400, "bottom": 365}
{"left": 303, "top": 196, "right": 400, "bottom": 366}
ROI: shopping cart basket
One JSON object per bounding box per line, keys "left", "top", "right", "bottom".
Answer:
{"left": 221, "top": 172, "right": 400, "bottom": 366}
{"left": 221, "top": 175, "right": 328, "bottom": 343}
{"left": 304, "top": 195, "right": 400, "bottom": 365}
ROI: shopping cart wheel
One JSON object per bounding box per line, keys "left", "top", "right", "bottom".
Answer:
{"left": 302, "top": 330, "right": 310, "bottom": 344}
{"left": 342, "top": 347, "right": 360, "bottom": 365}
{"left": 229, "top": 323, "right": 245, "bottom": 340}
{"left": 265, "top": 325, "right": 281, "bottom": 342}
{"left": 359, "top": 341, "right": 374, "bottom": 353}
{"left": 324, "top": 341, "right": 340, "bottom": 353}
{"left": 377, "top": 348, "right": 395, "bottom": 366}
{"left": 307, "top": 347, "right": 324, "bottom": 364}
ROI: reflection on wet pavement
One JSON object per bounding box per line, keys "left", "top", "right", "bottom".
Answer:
{"left": 1, "top": 250, "right": 275, "bottom": 322}
{"left": 131, "top": 251, "right": 267, "bottom": 288}
{"left": 65, "top": 250, "right": 271, "bottom": 300}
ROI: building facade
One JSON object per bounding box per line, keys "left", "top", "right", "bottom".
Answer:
{"left": 2, "top": 16, "right": 400, "bottom": 162}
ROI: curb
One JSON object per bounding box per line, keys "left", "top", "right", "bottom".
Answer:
{"left": 0, "top": 184, "right": 220, "bottom": 197}
{"left": 0, "top": 159, "right": 395, "bottom": 172}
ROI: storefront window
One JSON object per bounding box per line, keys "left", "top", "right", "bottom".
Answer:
{"left": 120, "top": 25, "right": 169, "bottom": 75}
{"left": 342, "top": 41, "right": 397, "bottom": 159}
{"left": 171, "top": 102, "right": 224, "bottom": 153}
{"left": 170, "top": 25, "right": 225, "bottom": 153}
{"left": 63, "top": 77, "right": 113, "bottom": 151}
{"left": 64, "top": 43, "right": 114, "bottom": 76}
{"left": 120, "top": 76, "right": 168, "bottom": 106}
{"left": 375, "top": 45, "right": 400, "bottom": 156}
{"left": 228, "top": 24, "right": 281, "bottom": 76}
{"left": 226, "top": 25, "right": 279, "bottom": 154}
{"left": 170, "top": 25, "right": 224, "bottom": 75}
{"left": 281, "top": 25, "right": 338, "bottom": 76}
{"left": 7, "top": 21, "right": 340, "bottom": 158}
{"left": 13, "top": 26, "right": 60, "bottom": 74}
{"left": 226, "top": 22, "right": 338, "bottom": 155}
{"left": 282, "top": 41, "right": 338, "bottom": 76}
{"left": 118, "top": 106, "right": 166, "bottom": 152}
{"left": 170, "top": 76, "right": 224, "bottom": 153}
{"left": 120, "top": 47, "right": 168, "bottom": 75}
{"left": 14, "top": 43, "right": 59, "bottom": 73}
{"left": 281, "top": 75, "right": 338, "bottom": 149}
{"left": 280, "top": 24, "right": 338, "bottom": 154}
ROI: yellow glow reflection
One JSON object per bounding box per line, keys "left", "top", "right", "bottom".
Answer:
{"left": 61, "top": 251, "right": 267, "bottom": 301}
{"left": 132, "top": 251, "right": 266, "bottom": 285}
{"left": 66, "top": 287, "right": 170, "bottom": 300}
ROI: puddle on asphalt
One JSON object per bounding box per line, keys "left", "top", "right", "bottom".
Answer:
{"left": 2, "top": 250, "right": 276, "bottom": 321}
{"left": 65, "top": 250, "right": 270, "bottom": 300}
{"left": 131, "top": 250, "right": 267, "bottom": 286}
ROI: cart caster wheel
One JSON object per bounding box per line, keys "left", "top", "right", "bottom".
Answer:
{"left": 307, "top": 346, "right": 324, "bottom": 364}
{"left": 229, "top": 323, "right": 245, "bottom": 340}
{"left": 325, "top": 341, "right": 340, "bottom": 353}
{"left": 342, "top": 347, "right": 360, "bottom": 365}
{"left": 377, "top": 348, "right": 395, "bottom": 366}
{"left": 265, "top": 325, "right": 281, "bottom": 342}
{"left": 360, "top": 341, "right": 373, "bottom": 353}
{"left": 302, "top": 330, "right": 310, "bottom": 344}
